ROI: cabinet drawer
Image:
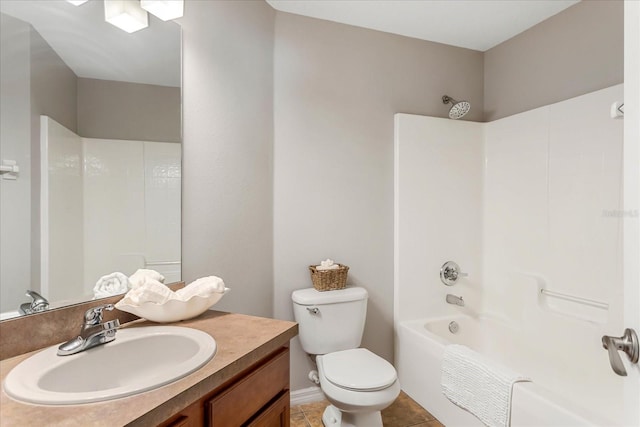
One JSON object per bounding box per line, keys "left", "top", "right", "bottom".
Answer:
{"left": 208, "top": 348, "right": 289, "bottom": 427}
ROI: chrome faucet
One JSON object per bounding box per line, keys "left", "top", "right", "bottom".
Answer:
{"left": 18, "top": 290, "right": 49, "bottom": 315}
{"left": 446, "top": 294, "right": 465, "bottom": 307}
{"left": 57, "top": 304, "right": 120, "bottom": 356}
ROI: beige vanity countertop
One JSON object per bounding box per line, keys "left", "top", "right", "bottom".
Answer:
{"left": 0, "top": 310, "right": 298, "bottom": 427}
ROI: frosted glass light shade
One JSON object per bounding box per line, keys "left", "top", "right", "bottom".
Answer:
{"left": 104, "top": 0, "right": 149, "bottom": 34}
{"left": 140, "top": 0, "right": 183, "bottom": 21}
{"left": 66, "top": 0, "right": 89, "bottom": 5}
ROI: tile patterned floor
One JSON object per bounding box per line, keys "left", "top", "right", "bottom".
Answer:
{"left": 291, "top": 391, "right": 444, "bottom": 427}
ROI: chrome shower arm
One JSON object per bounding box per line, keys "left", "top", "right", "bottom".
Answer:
{"left": 442, "top": 95, "right": 457, "bottom": 104}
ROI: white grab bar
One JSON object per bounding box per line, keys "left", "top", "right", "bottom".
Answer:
{"left": 144, "top": 260, "right": 181, "bottom": 267}
{"left": 540, "top": 288, "right": 608, "bottom": 310}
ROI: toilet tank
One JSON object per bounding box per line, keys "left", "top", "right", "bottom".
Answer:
{"left": 291, "top": 287, "right": 368, "bottom": 355}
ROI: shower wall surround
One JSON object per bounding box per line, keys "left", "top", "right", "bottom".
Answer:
{"left": 41, "top": 117, "right": 83, "bottom": 304}
{"left": 42, "top": 117, "right": 181, "bottom": 302}
{"left": 83, "top": 138, "right": 181, "bottom": 288}
{"left": 395, "top": 85, "right": 624, "bottom": 379}
{"left": 483, "top": 85, "right": 624, "bottom": 328}
{"left": 393, "top": 116, "right": 483, "bottom": 324}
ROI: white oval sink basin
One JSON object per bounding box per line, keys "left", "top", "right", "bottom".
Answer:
{"left": 3, "top": 326, "right": 216, "bottom": 405}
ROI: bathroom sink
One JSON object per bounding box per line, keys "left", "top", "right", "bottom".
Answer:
{"left": 3, "top": 326, "right": 216, "bottom": 405}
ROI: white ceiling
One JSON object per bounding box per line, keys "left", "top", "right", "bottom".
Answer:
{"left": 0, "top": 0, "right": 580, "bottom": 87}
{"left": 0, "top": 0, "right": 180, "bottom": 87}
{"left": 266, "top": 0, "right": 580, "bottom": 52}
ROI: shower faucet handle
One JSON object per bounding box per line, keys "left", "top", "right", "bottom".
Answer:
{"left": 440, "top": 261, "right": 467, "bottom": 286}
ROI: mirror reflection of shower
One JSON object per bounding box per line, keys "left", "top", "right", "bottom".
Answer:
{"left": 442, "top": 95, "right": 471, "bottom": 119}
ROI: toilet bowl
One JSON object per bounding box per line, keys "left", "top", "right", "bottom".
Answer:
{"left": 317, "top": 348, "right": 401, "bottom": 427}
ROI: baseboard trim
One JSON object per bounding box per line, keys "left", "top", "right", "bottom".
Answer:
{"left": 290, "top": 386, "right": 324, "bottom": 406}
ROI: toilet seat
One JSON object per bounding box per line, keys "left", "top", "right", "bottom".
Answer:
{"left": 321, "top": 348, "right": 397, "bottom": 391}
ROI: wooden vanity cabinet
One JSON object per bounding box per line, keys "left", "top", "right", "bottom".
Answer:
{"left": 158, "top": 347, "right": 290, "bottom": 427}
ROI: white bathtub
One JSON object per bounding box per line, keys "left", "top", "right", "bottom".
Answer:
{"left": 397, "top": 315, "right": 622, "bottom": 426}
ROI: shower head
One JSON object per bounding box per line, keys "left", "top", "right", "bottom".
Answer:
{"left": 442, "top": 95, "right": 471, "bottom": 120}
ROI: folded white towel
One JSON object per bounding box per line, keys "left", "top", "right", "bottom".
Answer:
{"left": 441, "top": 344, "right": 530, "bottom": 427}
{"left": 176, "top": 276, "right": 226, "bottom": 300}
{"left": 93, "top": 272, "right": 131, "bottom": 299}
{"left": 125, "top": 277, "right": 174, "bottom": 305}
{"left": 316, "top": 259, "right": 340, "bottom": 271}
{"left": 129, "top": 269, "right": 165, "bottom": 289}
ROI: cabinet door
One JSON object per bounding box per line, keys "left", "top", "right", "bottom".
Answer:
{"left": 247, "top": 391, "right": 290, "bottom": 427}
{"left": 208, "top": 348, "right": 290, "bottom": 427}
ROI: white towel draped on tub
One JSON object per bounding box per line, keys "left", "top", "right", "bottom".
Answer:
{"left": 441, "top": 344, "right": 530, "bottom": 427}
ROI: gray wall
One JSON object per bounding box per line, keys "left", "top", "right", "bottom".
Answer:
{"left": 272, "top": 12, "right": 483, "bottom": 391}
{"left": 77, "top": 78, "right": 180, "bottom": 143}
{"left": 180, "top": 1, "right": 275, "bottom": 318}
{"left": 0, "top": 13, "right": 32, "bottom": 312}
{"left": 30, "top": 29, "right": 77, "bottom": 134}
{"left": 484, "top": 0, "right": 623, "bottom": 121}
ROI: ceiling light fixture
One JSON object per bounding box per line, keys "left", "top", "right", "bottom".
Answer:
{"left": 140, "top": 0, "right": 184, "bottom": 21}
{"left": 104, "top": 0, "right": 149, "bottom": 34}
{"left": 66, "top": 0, "right": 89, "bottom": 5}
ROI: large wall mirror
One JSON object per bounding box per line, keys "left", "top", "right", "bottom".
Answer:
{"left": 0, "top": 0, "right": 181, "bottom": 320}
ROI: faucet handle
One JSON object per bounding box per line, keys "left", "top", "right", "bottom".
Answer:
{"left": 84, "top": 304, "right": 115, "bottom": 326}
{"left": 440, "top": 261, "right": 468, "bottom": 286}
{"left": 25, "top": 290, "right": 48, "bottom": 308}
{"left": 18, "top": 290, "right": 49, "bottom": 315}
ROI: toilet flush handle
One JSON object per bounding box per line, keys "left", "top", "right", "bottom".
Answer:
{"left": 307, "top": 307, "right": 319, "bottom": 315}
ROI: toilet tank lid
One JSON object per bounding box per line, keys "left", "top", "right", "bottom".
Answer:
{"left": 291, "top": 287, "right": 368, "bottom": 305}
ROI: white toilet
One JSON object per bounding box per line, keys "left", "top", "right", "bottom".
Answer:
{"left": 292, "top": 287, "right": 400, "bottom": 427}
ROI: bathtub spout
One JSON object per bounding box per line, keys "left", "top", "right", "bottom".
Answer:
{"left": 446, "top": 294, "right": 464, "bottom": 307}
